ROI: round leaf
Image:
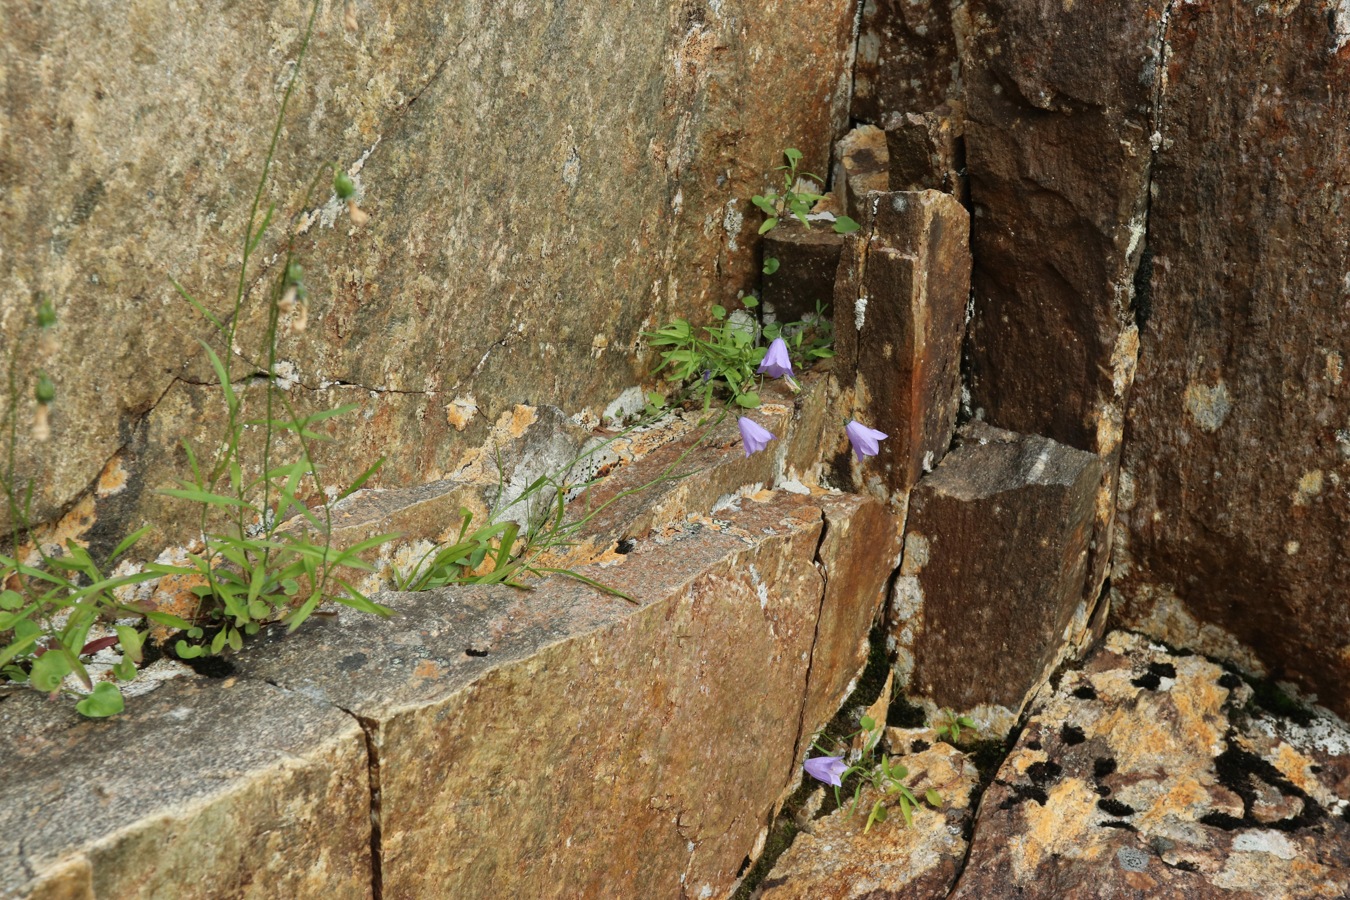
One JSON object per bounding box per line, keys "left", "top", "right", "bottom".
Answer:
{"left": 75, "top": 683, "right": 125, "bottom": 718}
{"left": 762, "top": 257, "right": 780, "bottom": 275}
{"left": 30, "top": 651, "right": 71, "bottom": 692}
{"left": 860, "top": 715, "right": 876, "bottom": 730}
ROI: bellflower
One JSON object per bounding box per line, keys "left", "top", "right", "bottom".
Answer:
{"left": 738, "top": 416, "right": 776, "bottom": 457}
{"left": 803, "top": 755, "right": 849, "bottom": 787}
{"left": 757, "top": 337, "right": 794, "bottom": 379}
{"left": 845, "top": 420, "right": 888, "bottom": 462}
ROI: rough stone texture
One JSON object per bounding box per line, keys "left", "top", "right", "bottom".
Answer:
{"left": 0, "top": 0, "right": 858, "bottom": 549}
{"left": 832, "top": 125, "right": 890, "bottom": 221}
{"left": 851, "top": 0, "right": 961, "bottom": 126}
{"left": 797, "top": 492, "right": 905, "bottom": 761}
{"left": 760, "top": 222, "right": 846, "bottom": 324}
{"left": 950, "top": 631, "right": 1350, "bottom": 899}
{"left": 0, "top": 677, "right": 371, "bottom": 900}
{"left": 759, "top": 743, "right": 979, "bottom": 899}
{"left": 894, "top": 423, "right": 1101, "bottom": 728}
{"left": 232, "top": 491, "right": 867, "bottom": 899}
{"left": 1113, "top": 2, "right": 1350, "bottom": 718}
{"left": 884, "top": 105, "right": 965, "bottom": 197}
{"left": 960, "top": 0, "right": 1165, "bottom": 453}
{"left": 834, "top": 190, "right": 970, "bottom": 500}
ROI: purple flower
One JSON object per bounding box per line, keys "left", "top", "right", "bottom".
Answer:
{"left": 845, "top": 420, "right": 888, "bottom": 462}
{"left": 757, "top": 337, "right": 794, "bottom": 379}
{"left": 738, "top": 416, "right": 776, "bottom": 457}
{"left": 803, "top": 755, "right": 849, "bottom": 787}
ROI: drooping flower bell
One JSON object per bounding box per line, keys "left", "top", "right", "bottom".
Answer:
{"left": 803, "top": 755, "right": 848, "bottom": 787}
{"left": 737, "top": 416, "right": 776, "bottom": 457}
{"left": 845, "top": 420, "right": 888, "bottom": 462}
{"left": 757, "top": 337, "right": 793, "bottom": 380}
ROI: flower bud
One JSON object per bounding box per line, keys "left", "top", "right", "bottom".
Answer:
{"left": 347, "top": 199, "right": 369, "bottom": 226}
{"left": 286, "top": 261, "right": 304, "bottom": 286}
{"left": 34, "top": 373, "right": 55, "bottom": 405}
{"left": 334, "top": 172, "right": 355, "bottom": 200}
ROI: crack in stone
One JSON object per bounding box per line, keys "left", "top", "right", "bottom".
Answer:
{"left": 787, "top": 507, "right": 834, "bottom": 787}
{"left": 335, "top": 704, "right": 385, "bottom": 900}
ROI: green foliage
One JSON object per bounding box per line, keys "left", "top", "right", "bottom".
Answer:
{"left": 751, "top": 148, "right": 859, "bottom": 236}
{"left": 813, "top": 714, "right": 943, "bottom": 833}
{"left": 935, "top": 708, "right": 977, "bottom": 744}
{"left": 158, "top": 0, "right": 398, "bottom": 657}
{"left": 645, "top": 299, "right": 834, "bottom": 412}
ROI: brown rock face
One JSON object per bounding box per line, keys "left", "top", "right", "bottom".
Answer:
{"left": 950, "top": 631, "right": 1350, "bottom": 899}
{"left": 1113, "top": 2, "right": 1350, "bottom": 716}
{"left": 761, "top": 222, "right": 847, "bottom": 323}
{"left": 0, "top": 678, "right": 372, "bottom": 900}
{"left": 885, "top": 105, "right": 966, "bottom": 197}
{"left": 851, "top": 0, "right": 960, "bottom": 125}
{"left": 960, "top": 0, "right": 1166, "bottom": 453}
{"left": 834, "top": 191, "right": 970, "bottom": 499}
{"left": 760, "top": 743, "right": 979, "bottom": 899}
{"left": 232, "top": 492, "right": 853, "bottom": 899}
{"left": 0, "top": 0, "right": 858, "bottom": 551}
{"left": 896, "top": 423, "right": 1101, "bottom": 720}
{"left": 833, "top": 124, "right": 891, "bottom": 220}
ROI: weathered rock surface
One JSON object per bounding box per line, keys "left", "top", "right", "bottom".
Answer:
{"left": 832, "top": 125, "right": 890, "bottom": 221}
{"left": 1113, "top": 1, "right": 1350, "bottom": 718}
{"left": 894, "top": 423, "right": 1101, "bottom": 732}
{"left": 884, "top": 105, "right": 966, "bottom": 197}
{"left": 851, "top": 0, "right": 960, "bottom": 126}
{"left": 230, "top": 491, "right": 867, "bottom": 899}
{"left": 760, "top": 223, "right": 846, "bottom": 324}
{"left": 0, "top": 677, "right": 372, "bottom": 899}
{"left": 0, "top": 0, "right": 858, "bottom": 550}
{"left": 960, "top": 0, "right": 1164, "bottom": 453}
{"left": 950, "top": 631, "right": 1350, "bottom": 899}
{"left": 759, "top": 742, "right": 979, "bottom": 899}
{"left": 833, "top": 190, "right": 970, "bottom": 500}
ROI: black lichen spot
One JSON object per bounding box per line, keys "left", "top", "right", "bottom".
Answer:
{"left": 616, "top": 538, "right": 636, "bottom": 554}
{"left": 1094, "top": 757, "right": 1117, "bottom": 780}
{"left": 1245, "top": 676, "right": 1316, "bottom": 727}
{"left": 1200, "top": 812, "right": 1245, "bottom": 830}
{"left": 1026, "top": 760, "right": 1063, "bottom": 785}
{"left": 1061, "top": 724, "right": 1086, "bottom": 746}
{"left": 1072, "top": 684, "right": 1098, "bottom": 701}
{"left": 180, "top": 653, "right": 236, "bottom": 678}
{"left": 910, "top": 739, "right": 930, "bottom": 753}
{"left": 1343, "top": 805, "right": 1350, "bottom": 824}
{"left": 1100, "top": 820, "right": 1138, "bottom": 832}
{"left": 1095, "top": 784, "right": 1112, "bottom": 797}
{"left": 1027, "top": 739, "right": 1043, "bottom": 751}
{"left": 1169, "top": 860, "right": 1199, "bottom": 873}
{"left": 336, "top": 652, "right": 369, "bottom": 672}
{"left": 887, "top": 693, "right": 926, "bottom": 728}
{"left": 1218, "top": 672, "right": 1243, "bottom": 691}
{"left": 1131, "top": 671, "right": 1162, "bottom": 690}
{"left": 1147, "top": 661, "right": 1177, "bottom": 679}
{"left": 1131, "top": 245, "right": 1154, "bottom": 329}
{"left": 464, "top": 647, "right": 489, "bottom": 658}
{"left": 999, "top": 782, "right": 1049, "bottom": 809}
{"left": 736, "top": 855, "right": 751, "bottom": 878}
{"left": 1098, "top": 798, "right": 1137, "bottom": 817}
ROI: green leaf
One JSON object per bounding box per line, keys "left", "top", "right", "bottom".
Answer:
{"left": 75, "top": 682, "right": 125, "bottom": 718}
{"left": 210, "top": 629, "right": 228, "bottom": 655}
{"left": 925, "top": 789, "right": 943, "bottom": 807}
{"left": 758, "top": 217, "right": 778, "bottom": 235}
{"left": 114, "top": 626, "right": 145, "bottom": 664}
{"left": 197, "top": 339, "right": 237, "bottom": 412}
{"left": 734, "top": 392, "right": 760, "bottom": 408}
{"left": 175, "top": 640, "right": 204, "bottom": 660}
{"left": 170, "top": 277, "right": 224, "bottom": 330}
{"left": 30, "top": 651, "right": 72, "bottom": 692}
{"left": 160, "top": 487, "right": 254, "bottom": 509}
{"left": 113, "top": 658, "right": 137, "bottom": 681}
{"left": 742, "top": 295, "right": 759, "bottom": 308}
{"left": 711, "top": 304, "right": 726, "bottom": 320}
{"left": 0, "top": 590, "right": 21, "bottom": 611}
{"left": 783, "top": 148, "right": 803, "bottom": 163}
{"left": 762, "top": 257, "right": 780, "bottom": 275}
{"left": 860, "top": 715, "right": 876, "bottom": 730}
{"left": 109, "top": 525, "right": 152, "bottom": 562}
{"left": 247, "top": 203, "right": 275, "bottom": 254}
{"left": 899, "top": 794, "right": 913, "bottom": 827}
{"left": 833, "top": 215, "right": 861, "bottom": 234}
{"left": 338, "top": 456, "right": 386, "bottom": 501}
{"left": 0, "top": 631, "right": 41, "bottom": 668}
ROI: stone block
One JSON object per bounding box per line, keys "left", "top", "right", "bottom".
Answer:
{"left": 851, "top": 0, "right": 961, "bottom": 125}
{"left": 894, "top": 423, "right": 1102, "bottom": 724}
{"left": 833, "top": 191, "right": 971, "bottom": 500}
{"left": 832, "top": 125, "right": 890, "bottom": 221}
{"left": 961, "top": 0, "right": 1165, "bottom": 452}
{"left": 232, "top": 491, "right": 857, "bottom": 899}
{"left": 761, "top": 221, "right": 846, "bottom": 324}
{"left": 884, "top": 105, "right": 965, "bottom": 197}
{"left": 0, "top": 678, "right": 371, "bottom": 900}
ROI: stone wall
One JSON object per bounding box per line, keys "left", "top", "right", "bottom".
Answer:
{"left": 0, "top": 0, "right": 857, "bottom": 550}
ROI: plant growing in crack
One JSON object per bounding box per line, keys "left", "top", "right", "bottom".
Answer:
{"left": 150, "top": 0, "right": 394, "bottom": 661}
{"left": 934, "top": 708, "right": 977, "bottom": 744}
{"left": 804, "top": 713, "right": 944, "bottom": 832}
{"left": 753, "top": 147, "right": 860, "bottom": 275}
